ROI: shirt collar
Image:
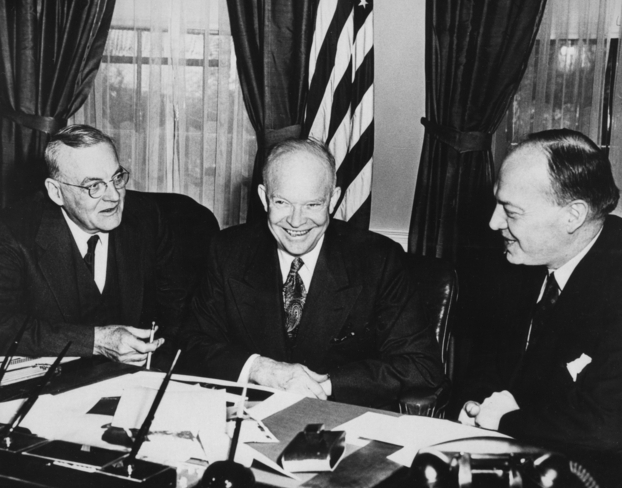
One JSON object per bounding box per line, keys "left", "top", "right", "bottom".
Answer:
{"left": 277, "top": 235, "right": 325, "bottom": 282}
{"left": 61, "top": 208, "right": 109, "bottom": 254}
{"left": 550, "top": 228, "right": 602, "bottom": 291}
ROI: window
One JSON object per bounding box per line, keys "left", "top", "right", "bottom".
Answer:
{"left": 72, "top": 0, "right": 256, "bottom": 227}
{"left": 495, "top": 0, "right": 622, "bottom": 169}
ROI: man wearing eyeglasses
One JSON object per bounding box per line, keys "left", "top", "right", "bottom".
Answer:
{"left": 0, "top": 125, "right": 185, "bottom": 366}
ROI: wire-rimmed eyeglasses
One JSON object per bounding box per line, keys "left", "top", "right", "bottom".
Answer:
{"left": 56, "top": 168, "right": 130, "bottom": 199}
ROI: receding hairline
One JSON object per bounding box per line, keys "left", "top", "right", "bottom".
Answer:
{"left": 264, "top": 148, "right": 335, "bottom": 191}
{"left": 501, "top": 144, "right": 560, "bottom": 204}
{"left": 502, "top": 129, "right": 620, "bottom": 219}
{"left": 263, "top": 139, "right": 337, "bottom": 190}
{"left": 45, "top": 125, "right": 119, "bottom": 179}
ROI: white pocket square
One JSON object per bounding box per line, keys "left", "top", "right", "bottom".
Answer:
{"left": 566, "top": 354, "right": 592, "bottom": 382}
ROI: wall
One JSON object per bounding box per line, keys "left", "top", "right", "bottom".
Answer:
{"left": 370, "top": 0, "right": 426, "bottom": 250}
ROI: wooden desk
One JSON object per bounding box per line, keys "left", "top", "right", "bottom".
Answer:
{"left": 0, "top": 360, "right": 420, "bottom": 488}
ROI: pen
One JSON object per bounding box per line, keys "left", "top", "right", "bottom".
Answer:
{"left": 229, "top": 383, "right": 248, "bottom": 462}
{"left": 146, "top": 321, "right": 155, "bottom": 370}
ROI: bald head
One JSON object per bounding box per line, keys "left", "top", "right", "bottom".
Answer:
{"left": 263, "top": 138, "right": 337, "bottom": 190}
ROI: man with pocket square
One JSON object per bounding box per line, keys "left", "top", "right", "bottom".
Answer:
{"left": 180, "top": 138, "right": 444, "bottom": 408}
{"left": 458, "top": 129, "right": 622, "bottom": 484}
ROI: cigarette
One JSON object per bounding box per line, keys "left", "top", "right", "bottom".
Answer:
{"left": 146, "top": 321, "right": 156, "bottom": 370}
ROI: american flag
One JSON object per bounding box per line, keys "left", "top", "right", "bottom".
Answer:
{"left": 303, "top": 0, "right": 374, "bottom": 229}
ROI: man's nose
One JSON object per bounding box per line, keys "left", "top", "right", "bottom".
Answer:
{"left": 489, "top": 204, "right": 507, "bottom": 231}
{"left": 103, "top": 181, "right": 121, "bottom": 201}
{"left": 287, "top": 205, "right": 305, "bottom": 227}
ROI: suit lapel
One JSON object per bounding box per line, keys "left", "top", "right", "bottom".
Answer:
{"left": 35, "top": 204, "right": 82, "bottom": 322}
{"left": 112, "top": 210, "right": 144, "bottom": 325}
{"left": 507, "top": 265, "right": 546, "bottom": 388}
{"left": 520, "top": 228, "right": 610, "bottom": 383}
{"left": 230, "top": 229, "right": 288, "bottom": 360}
{"left": 539, "top": 229, "right": 608, "bottom": 358}
{"left": 293, "top": 228, "right": 362, "bottom": 365}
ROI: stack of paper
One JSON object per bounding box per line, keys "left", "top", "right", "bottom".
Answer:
{"left": 0, "top": 356, "right": 79, "bottom": 385}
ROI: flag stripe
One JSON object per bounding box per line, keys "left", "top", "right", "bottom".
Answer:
{"left": 347, "top": 194, "right": 372, "bottom": 229}
{"left": 351, "top": 47, "right": 374, "bottom": 113}
{"left": 305, "top": 0, "right": 374, "bottom": 227}
{"left": 305, "top": 3, "right": 353, "bottom": 134}
{"left": 337, "top": 119, "right": 374, "bottom": 190}
{"left": 326, "top": 59, "right": 353, "bottom": 147}
{"left": 308, "top": 0, "right": 339, "bottom": 84}
{"left": 334, "top": 158, "right": 373, "bottom": 220}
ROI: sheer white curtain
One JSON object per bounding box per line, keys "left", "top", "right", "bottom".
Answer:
{"left": 71, "top": 0, "right": 256, "bottom": 227}
{"left": 497, "top": 0, "right": 622, "bottom": 156}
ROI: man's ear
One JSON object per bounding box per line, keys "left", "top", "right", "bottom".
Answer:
{"left": 258, "top": 184, "right": 269, "bottom": 212}
{"left": 45, "top": 178, "right": 64, "bottom": 207}
{"left": 329, "top": 186, "right": 341, "bottom": 214}
{"left": 566, "top": 200, "right": 589, "bottom": 233}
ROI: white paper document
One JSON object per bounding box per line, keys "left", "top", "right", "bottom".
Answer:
{"left": 334, "top": 412, "right": 509, "bottom": 467}
{"left": 0, "top": 356, "right": 80, "bottom": 385}
{"left": 111, "top": 383, "right": 227, "bottom": 464}
{"left": 0, "top": 372, "right": 230, "bottom": 466}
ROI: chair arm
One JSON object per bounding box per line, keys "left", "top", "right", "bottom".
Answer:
{"left": 399, "top": 380, "right": 451, "bottom": 418}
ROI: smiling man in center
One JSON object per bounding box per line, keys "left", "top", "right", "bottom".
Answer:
{"left": 180, "top": 138, "right": 444, "bottom": 408}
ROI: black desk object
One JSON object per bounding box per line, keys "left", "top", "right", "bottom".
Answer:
{"left": 0, "top": 357, "right": 138, "bottom": 403}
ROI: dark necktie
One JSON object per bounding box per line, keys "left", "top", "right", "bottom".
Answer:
{"left": 529, "top": 272, "right": 560, "bottom": 348}
{"left": 84, "top": 235, "right": 100, "bottom": 277}
{"left": 283, "top": 257, "right": 307, "bottom": 342}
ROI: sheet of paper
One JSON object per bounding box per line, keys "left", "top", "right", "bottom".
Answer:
{"left": 334, "top": 412, "right": 510, "bottom": 468}
{"left": 0, "top": 356, "right": 80, "bottom": 370}
{"left": 170, "top": 372, "right": 303, "bottom": 421}
{"left": 397, "top": 414, "right": 508, "bottom": 447}
{"left": 110, "top": 382, "right": 226, "bottom": 464}
{"left": 111, "top": 386, "right": 225, "bottom": 436}
{"left": 334, "top": 412, "right": 405, "bottom": 446}
{"left": 235, "top": 443, "right": 300, "bottom": 481}
{"left": 226, "top": 417, "right": 278, "bottom": 443}
{"left": 0, "top": 357, "right": 80, "bottom": 386}
{"left": 0, "top": 372, "right": 230, "bottom": 467}
{"left": 170, "top": 373, "right": 278, "bottom": 393}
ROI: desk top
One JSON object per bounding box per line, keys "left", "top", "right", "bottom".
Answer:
{"left": 0, "top": 359, "right": 482, "bottom": 488}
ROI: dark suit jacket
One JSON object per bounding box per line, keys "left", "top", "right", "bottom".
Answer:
{"left": 459, "top": 215, "right": 622, "bottom": 456}
{"left": 180, "top": 219, "right": 444, "bottom": 408}
{"left": 0, "top": 191, "right": 186, "bottom": 359}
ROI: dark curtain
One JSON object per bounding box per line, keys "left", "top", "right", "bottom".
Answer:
{"left": 226, "top": 0, "right": 316, "bottom": 222}
{"left": 409, "top": 0, "right": 547, "bottom": 264}
{"left": 0, "top": 0, "right": 115, "bottom": 207}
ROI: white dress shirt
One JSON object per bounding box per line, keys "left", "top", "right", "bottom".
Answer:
{"left": 61, "top": 209, "right": 109, "bottom": 293}
{"left": 238, "top": 236, "right": 331, "bottom": 394}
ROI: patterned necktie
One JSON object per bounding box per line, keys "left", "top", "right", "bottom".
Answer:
{"left": 84, "top": 235, "right": 100, "bottom": 277}
{"left": 283, "top": 257, "right": 307, "bottom": 342}
{"left": 528, "top": 272, "right": 560, "bottom": 348}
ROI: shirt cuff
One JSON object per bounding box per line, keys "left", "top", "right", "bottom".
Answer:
{"left": 320, "top": 379, "right": 332, "bottom": 397}
{"left": 238, "top": 353, "right": 260, "bottom": 383}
